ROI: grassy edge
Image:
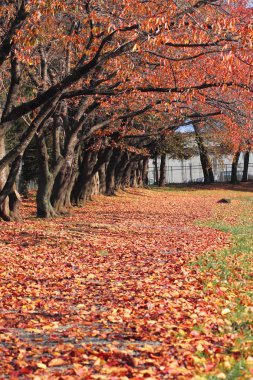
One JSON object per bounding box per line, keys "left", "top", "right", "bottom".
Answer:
{"left": 193, "top": 198, "right": 253, "bottom": 380}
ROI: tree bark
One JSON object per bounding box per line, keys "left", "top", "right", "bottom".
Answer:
{"left": 159, "top": 153, "right": 166, "bottom": 187}
{"left": 130, "top": 161, "right": 138, "bottom": 187}
{"left": 242, "top": 149, "right": 250, "bottom": 182}
{"left": 115, "top": 152, "right": 130, "bottom": 190}
{"left": 0, "top": 155, "right": 22, "bottom": 220}
{"left": 0, "top": 134, "right": 11, "bottom": 220}
{"left": 193, "top": 124, "right": 214, "bottom": 183}
{"left": 142, "top": 157, "right": 149, "bottom": 187}
{"left": 71, "top": 150, "right": 98, "bottom": 205}
{"left": 51, "top": 145, "right": 79, "bottom": 214}
{"left": 105, "top": 149, "right": 122, "bottom": 195}
{"left": 36, "top": 136, "right": 57, "bottom": 218}
{"left": 9, "top": 184, "right": 22, "bottom": 220}
{"left": 231, "top": 150, "right": 241, "bottom": 184}
{"left": 121, "top": 161, "right": 133, "bottom": 189}
{"left": 98, "top": 163, "right": 106, "bottom": 194}
{"left": 154, "top": 156, "right": 159, "bottom": 185}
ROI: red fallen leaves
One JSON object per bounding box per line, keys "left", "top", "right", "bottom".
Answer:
{"left": 0, "top": 188, "right": 235, "bottom": 379}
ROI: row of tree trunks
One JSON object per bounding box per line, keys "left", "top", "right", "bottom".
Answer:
{"left": 2, "top": 136, "right": 251, "bottom": 220}
{"left": 34, "top": 141, "right": 150, "bottom": 218}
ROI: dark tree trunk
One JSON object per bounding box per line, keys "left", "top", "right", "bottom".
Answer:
{"left": 0, "top": 134, "right": 11, "bottom": 220}
{"left": 242, "top": 149, "right": 250, "bottom": 182}
{"left": 98, "top": 163, "right": 106, "bottom": 194}
{"left": 115, "top": 152, "right": 130, "bottom": 190}
{"left": 121, "top": 161, "right": 133, "bottom": 189}
{"left": 36, "top": 173, "right": 55, "bottom": 218}
{"left": 0, "top": 155, "right": 22, "bottom": 221}
{"left": 71, "top": 150, "right": 98, "bottom": 206}
{"left": 95, "top": 148, "right": 113, "bottom": 194}
{"left": 51, "top": 165, "right": 74, "bottom": 214}
{"left": 154, "top": 156, "right": 159, "bottom": 185}
{"left": 142, "top": 157, "right": 149, "bottom": 187}
{"left": 159, "top": 153, "right": 166, "bottom": 187}
{"left": 64, "top": 168, "right": 79, "bottom": 208}
{"left": 9, "top": 184, "right": 21, "bottom": 220}
{"left": 36, "top": 136, "right": 57, "bottom": 218}
{"left": 194, "top": 124, "right": 214, "bottom": 184}
{"left": 136, "top": 160, "right": 143, "bottom": 187}
{"left": 51, "top": 145, "right": 79, "bottom": 214}
{"left": 231, "top": 151, "right": 241, "bottom": 184}
{"left": 130, "top": 161, "right": 138, "bottom": 187}
{"left": 105, "top": 149, "right": 122, "bottom": 195}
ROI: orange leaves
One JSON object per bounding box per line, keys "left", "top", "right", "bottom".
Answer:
{"left": 0, "top": 187, "right": 249, "bottom": 378}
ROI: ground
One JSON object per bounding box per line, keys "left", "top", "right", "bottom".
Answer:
{"left": 1, "top": 185, "right": 253, "bottom": 379}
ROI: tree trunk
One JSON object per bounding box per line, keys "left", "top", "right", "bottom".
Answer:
{"left": 36, "top": 173, "right": 56, "bottom": 218}
{"left": 0, "top": 156, "right": 22, "bottom": 220}
{"left": 154, "top": 156, "right": 159, "bottom": 185}
{"left": 130, "top": 162, "right": 138, "bottom": 187}
{"left": 159, "top": 153, "right": 166, "bottom": 187}
{"left": 115, "top": 152, "right": 130, "bottom": 190}
{"left": 105, "top": 149, "right": 121, "bottom": 195}
{"left": 242, "top": 149, "right": 250, "bottom": 182}
{"left": 231, "top": 151, "right": 241, "bottom": 184}
{"left": 36, "top": 136, "right": 57, "bottom": 218}
{"left": 51, "top": 165, "right": 73, "bottom": 214}
{"left": 121, "top": 161, "right": 133, "bottom": 189}
{"left": 136, "top": 160, "right": 143, "bottom": 187}
{"left": 51, "top": 145, "right": 79, "bottom": 214}
{"left": 71, "top": 150, "right": 98, "bottom": 205}
{"left": 0, "top": 134, "right": 10, "bottom": 220}
{"left": 142, "top": 157, "right": 149, "bottom": 187}
{"left": 194, "top": 124, "right": 214, "bottom": 184}
{"left": 98, "top": 163, "right": 106, "bottom": 194}
{"left": 9, "top": 184, "right": 22, "bottom": 220}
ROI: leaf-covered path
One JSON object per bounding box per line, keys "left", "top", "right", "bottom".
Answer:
{"left": 0, "top": 188, "right": 243, "bottom": 379}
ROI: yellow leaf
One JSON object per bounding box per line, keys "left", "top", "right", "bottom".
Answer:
{"left": 87, "top": 273, "right": 96, "bottom": 279}
{"left": 217, "top": 373, "right": 226, "bottom": 379}
{"left": 221, "top": 308, "right": 231, "bottom": 315}
{"left": 132, "top": 44, "right": 139, "bottom": 52}
{"left": 48, "top": 358, "right": 65, "bottom": 367}
{"left": 36, "top": 362, "right": 47, "bottom": 369}
{"left": 224, "top": 360, "right": 232, "bottom": 369}
{"left": 197, "top": 343, "right": 205, "bottom": 352}
{"left": 76, "top": 303, "right": 85, "bottom": 309}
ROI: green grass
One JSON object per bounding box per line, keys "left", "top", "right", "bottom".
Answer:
{"left": 194, "top": 196, "right": 253, "bottom": 379}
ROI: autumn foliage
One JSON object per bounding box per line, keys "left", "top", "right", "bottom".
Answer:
{"left": 1, "top": 1, "right": 253, "bottom": 378}
{"left": 0, "top": 0, "right": 252, "bottom": 218}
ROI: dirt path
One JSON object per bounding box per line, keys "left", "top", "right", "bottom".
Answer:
{"left": 0, "top": 189, "right": 230, "bottom": 379}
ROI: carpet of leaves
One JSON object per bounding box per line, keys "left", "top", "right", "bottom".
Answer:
{"left": 0, "top": 188, "right": 241, "bottom": 379}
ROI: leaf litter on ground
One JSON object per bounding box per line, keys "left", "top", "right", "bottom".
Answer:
{"left": 0, "top": 186, "right": 253, "bottom": 379}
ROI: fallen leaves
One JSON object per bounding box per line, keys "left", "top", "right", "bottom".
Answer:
{"left": 0, "top": 187, "right": 248, "bottom": 379}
